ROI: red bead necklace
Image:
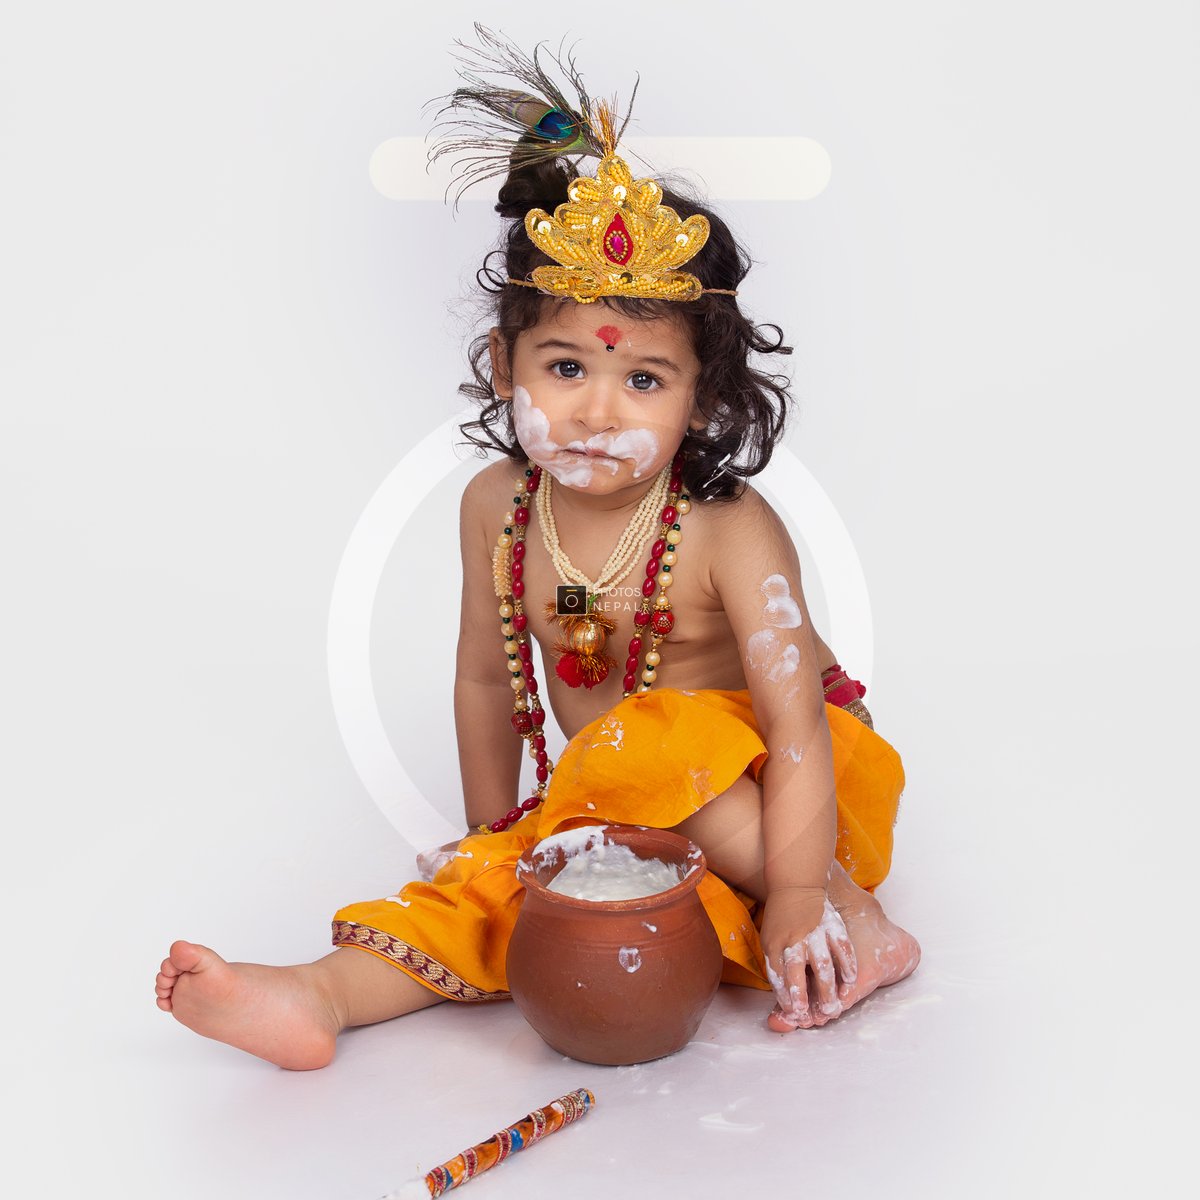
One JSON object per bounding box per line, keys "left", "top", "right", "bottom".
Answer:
{"left": 483, "top": 451, "right": 691, "bottom": 834}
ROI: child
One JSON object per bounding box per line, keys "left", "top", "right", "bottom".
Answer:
{"left": 154, "top": 33, "right": 919, "bottom": 1070}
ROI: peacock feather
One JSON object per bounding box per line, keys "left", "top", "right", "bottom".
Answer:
{"left": 423, "top": 22, "right": 640, "bottom": 210}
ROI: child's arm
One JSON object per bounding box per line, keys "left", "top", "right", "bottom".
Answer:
{"left": 708, "top": 489, "right": 842, "bottom": 1009}
{"left": 454, "top": 467, "right": 524, "bottom": 830}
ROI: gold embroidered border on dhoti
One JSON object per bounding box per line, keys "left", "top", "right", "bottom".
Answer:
{"left": 844, "top": 697, "right": 874, "bottom": 730}
{"left": 331, "top": 919, "right": 512, "bottom": 1003}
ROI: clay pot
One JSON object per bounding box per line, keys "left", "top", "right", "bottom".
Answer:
{"left": 507, "top": 823, "right": 723, "bottom": 1066}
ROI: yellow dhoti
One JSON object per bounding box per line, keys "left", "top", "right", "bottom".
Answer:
{"left": 331, "top": 688, "right": 905, "bottom": 1001}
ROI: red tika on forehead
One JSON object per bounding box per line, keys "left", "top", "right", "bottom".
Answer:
{"left": 594, "top": 324, "right": 622, "bottom": 349}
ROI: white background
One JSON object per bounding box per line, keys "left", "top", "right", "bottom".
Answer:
{"left": 2, "top": 2, "right": 1197, "bottom": 1197}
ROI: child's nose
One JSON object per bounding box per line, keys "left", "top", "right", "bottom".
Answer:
{"left": 577, "top": 382, "right": 621, "bottom": 433}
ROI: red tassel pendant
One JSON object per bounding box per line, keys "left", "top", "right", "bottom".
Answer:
{"left": 544, "top": 601, "right": 617, "bottom": 689}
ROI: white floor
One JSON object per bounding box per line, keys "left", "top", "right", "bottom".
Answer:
{"left": 9, "top": 652, "right": 1194, "bottom": 1199}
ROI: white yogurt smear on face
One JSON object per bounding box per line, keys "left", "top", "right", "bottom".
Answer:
{"left": 545, "top": 840, "right": 684, "bottom": 901}
{"left": 511, "top": 385, "right": 662, "bottom": 483}
{"left": 511, "top": 384, "right": 557, "bottom": 461}
{"left": 512, "top": 384, "right": 618, "bottom": 487}
{"left": 567, "top": 427, "right": 660, "bottom": 478}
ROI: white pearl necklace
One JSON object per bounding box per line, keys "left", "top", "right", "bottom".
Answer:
{"left": 535, "top": 465, "right": 671, "bottom": 596}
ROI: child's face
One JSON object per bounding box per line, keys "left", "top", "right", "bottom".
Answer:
{"left": 490, "top": 301, "right": 704, "bottom": 495}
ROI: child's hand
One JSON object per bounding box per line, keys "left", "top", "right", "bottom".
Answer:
{"left": 760, "top": 887, "right": 857, "bottom": 1030}
{"left": 415, "top": 840, "right": 464, "bottom": 883}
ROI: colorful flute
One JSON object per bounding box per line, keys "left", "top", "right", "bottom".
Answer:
{"left": 392, "top": 1087, "right": 596, "bottom": 1198}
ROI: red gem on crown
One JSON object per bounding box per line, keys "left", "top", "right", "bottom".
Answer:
{"left": 603, "top": 212, "right": 634, "bottom": 265}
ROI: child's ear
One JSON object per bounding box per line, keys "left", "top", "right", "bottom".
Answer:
{"left": 488, "top": 327, "right": 513, "bottom": 399}
{"left": 687, "top": 404, "right": 708, "bottom": 433}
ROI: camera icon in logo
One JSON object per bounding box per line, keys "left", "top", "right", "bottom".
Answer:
{"left": 555, "top": 584, "right": 588, "bottom": 616}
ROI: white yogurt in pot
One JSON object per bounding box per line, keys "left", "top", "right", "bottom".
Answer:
{"left": 544, "top": 839, "right": 684, "bottom": 902}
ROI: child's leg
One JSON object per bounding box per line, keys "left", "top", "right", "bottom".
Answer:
{"left": 672, "top": 767, "right": 767, "bottom": 899}
{"left": 670, "top": 770, "right": 921, "bottom": 1030}
{"left": 155, "top": 940, "right": 443, "bottom": 1070}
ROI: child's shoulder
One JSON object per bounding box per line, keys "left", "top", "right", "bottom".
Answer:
{"left": 690, "top": 480, "right": 785, "bottom": 542}
{"left": 461, "top": 456, "right": 525, "bottom": 519}
{"left": 689, "top": 482, "right": 800, "bottom": 594}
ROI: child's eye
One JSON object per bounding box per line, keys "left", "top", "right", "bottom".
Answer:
{"left": 629, "top": 371, "right": 662, "bottom": 392}
{"left": 550, "top": 360, "right": 583, "bottom": 379}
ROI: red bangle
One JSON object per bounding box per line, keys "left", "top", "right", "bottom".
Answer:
{"left": 821, "top": 663, "right": 867, "bottom": 709}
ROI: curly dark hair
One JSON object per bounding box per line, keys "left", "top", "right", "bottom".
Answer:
{"left": 457, "top": 142, "right": 795, "bottom": 501}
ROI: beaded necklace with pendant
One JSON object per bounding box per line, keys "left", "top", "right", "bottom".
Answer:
{"left": 483, "top": 452, "right": 692, "bottom": 834}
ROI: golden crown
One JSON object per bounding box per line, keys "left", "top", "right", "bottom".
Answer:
{"left": 508, "top": 104, "right": 737, "bottom": 304}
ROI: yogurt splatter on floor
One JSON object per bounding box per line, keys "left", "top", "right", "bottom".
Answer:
{"left": 698, "top": 1112, "right": 766, "bottom": 1133}
{"left": 699, "top": 1098, "right": 763, "bottom": 1134}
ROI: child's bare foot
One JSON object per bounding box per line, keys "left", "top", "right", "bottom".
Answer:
{"left": 155, "top": 940, "right": 341, "bottom": 1070}
{"left": 766, "top": 863, "right": 921, "bottom": 1032}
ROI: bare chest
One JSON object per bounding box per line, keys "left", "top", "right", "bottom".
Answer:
{"left": 510, "top": 505, "right": 748, "bottom": 739}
